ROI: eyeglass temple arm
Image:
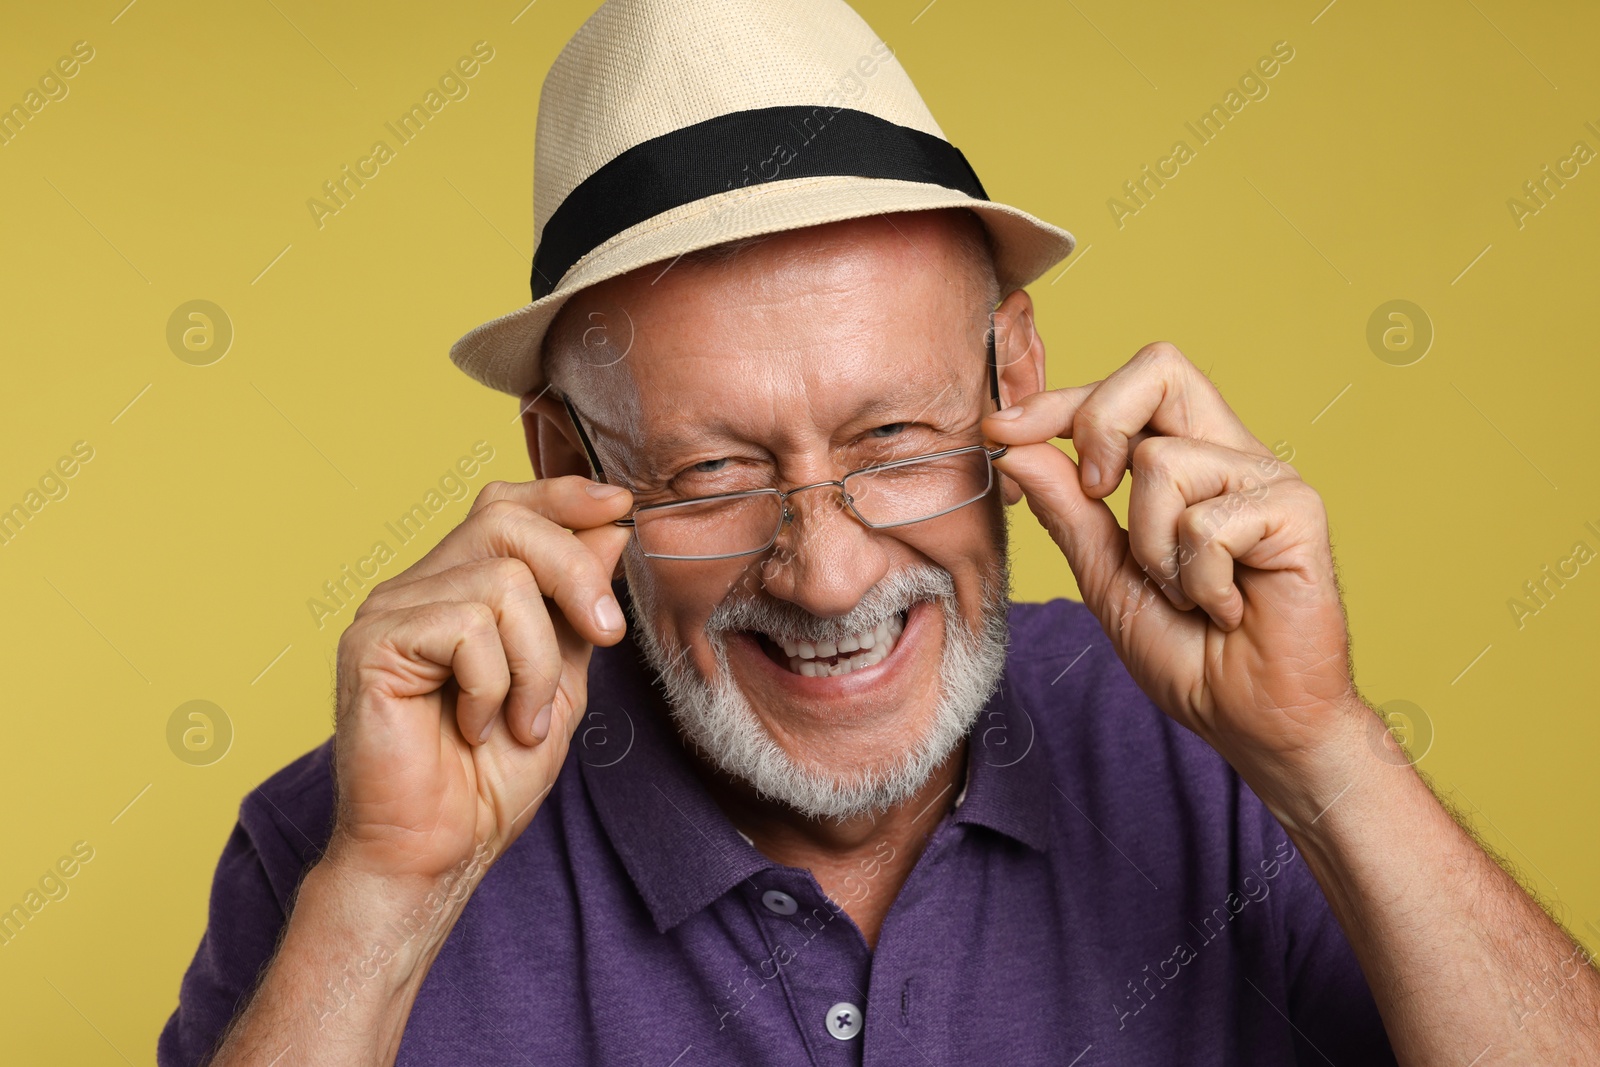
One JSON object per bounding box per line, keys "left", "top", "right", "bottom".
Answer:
{"left": 562, "top": 392, "right": 610, "bottom": 482}
{"left": 986, "top": 312, "right": 1009, "bottom": 462}
{"left": 560, "top": 392, "right": 639, "bottom": 526}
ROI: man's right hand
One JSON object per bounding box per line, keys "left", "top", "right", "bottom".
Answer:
{"left": 208, "top": 477, "right": 634, "bottom": 1067}
{"left": 326, "top": 475, "right": 634, "bottom": 886}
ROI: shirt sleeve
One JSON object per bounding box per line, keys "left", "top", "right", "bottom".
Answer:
{"left": 158, "top": 743, "right": 333, "bottom": 1066}
{"left": 1272, "top": 831, "right": 1399, "bottom": 1065}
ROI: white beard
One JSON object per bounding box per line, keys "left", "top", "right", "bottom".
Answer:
{"left": 624, "top": 554, "right": 1012, "bottom": 822}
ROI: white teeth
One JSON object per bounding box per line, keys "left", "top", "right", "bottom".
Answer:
{"left": 772, "top": 609, "right": 908, "bottom": 678}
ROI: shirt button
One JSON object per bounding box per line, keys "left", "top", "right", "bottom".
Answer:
{"left": 761, "top": 889, "right": 798, "bottom": 915}
{"left": 825, "top": 1001, "right": 863, "bottom": 1041}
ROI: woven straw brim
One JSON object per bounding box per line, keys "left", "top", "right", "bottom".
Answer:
{"left": 449, "top": 172, "right": 1076, "bottom": 398}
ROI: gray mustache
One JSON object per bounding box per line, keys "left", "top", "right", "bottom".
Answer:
{"left": 705, "top": 564, "right": 956, "bottom": 644}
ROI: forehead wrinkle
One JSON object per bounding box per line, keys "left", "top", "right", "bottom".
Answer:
{"left": 793, "top": 341, "right": 985, "bottom": 433}
{"left": 564, "top": 218, "right": 992, "bottom": 482}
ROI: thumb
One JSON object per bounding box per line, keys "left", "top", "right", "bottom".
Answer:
{"left": 995, "top": 441, "right": 1129, "bottom": 608}
{"left": 573, "top": 522, "right": 634, "bottom": 626}
{"left": 576, "top": 520, "right": 632, "bottom": 570}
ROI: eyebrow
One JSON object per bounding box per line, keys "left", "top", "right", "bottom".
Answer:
{"left": 622, "top": 377, "right": 979, "bottom": 483}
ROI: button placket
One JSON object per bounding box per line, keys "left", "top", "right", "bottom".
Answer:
{"left": 742, "top": 875, "right": 871, "bottom": 1063}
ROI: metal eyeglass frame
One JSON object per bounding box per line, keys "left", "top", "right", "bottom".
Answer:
{"left": 558, "top": 314, "right": 1010, "bottom": 561}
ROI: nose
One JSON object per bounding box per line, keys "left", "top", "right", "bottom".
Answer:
{"left": 757, "top": 480, "right": 890, "bottom": 618}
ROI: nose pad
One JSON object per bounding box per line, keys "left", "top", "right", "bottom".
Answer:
{"left": 757, "top": 480, "right": 890, "bottom": 616}
{"left": 761, "top": 483, "right": 854, "bottom": 577}
{"left": 775, "top": 483, "right": 852, "bottom": 539}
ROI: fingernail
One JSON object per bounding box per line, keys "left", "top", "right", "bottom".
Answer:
{"left": 531, "top": 703, "right": 553, "bottom": 741}
{"left": 989, "top": 405, "right": 1024, "bottom": 421}
{"left": 477, "top": 719, "right": 494, "bottom": 744}
{"left": 596, "top": 594, "right": 625, "bottom": 632}
{"left": 585, "top": 482, "right": 627, "bottom": 499}
{"left": 1081, "top": 461, "right": 1100, "bottom": 487}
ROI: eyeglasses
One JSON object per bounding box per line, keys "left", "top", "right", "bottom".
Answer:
{"left": 560, "top": 314, "right": 1009, "bottom": 561}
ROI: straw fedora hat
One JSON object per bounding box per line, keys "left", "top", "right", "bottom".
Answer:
{"left": 448, "top": 0, "right": 1077, "bottom": 398}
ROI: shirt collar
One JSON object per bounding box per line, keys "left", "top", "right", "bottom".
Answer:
{"left": 578, "top": 595, "right": 1052, "bottom": 933}
{"left": 578, "top": 628, "right": 772, "bottom": 933}
{"left": 950, "top": 662, "right": 1053, "bottom": 853}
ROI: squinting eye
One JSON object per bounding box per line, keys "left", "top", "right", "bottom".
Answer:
{"left": 691, "top": 458, "right": 730, "bottom": 473}
{"left": 869, "top": 423, "right": 907, "bottom": 438}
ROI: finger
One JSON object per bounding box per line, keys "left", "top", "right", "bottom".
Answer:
{"left": 403, "top": 474, "right": 631, "bottom": 583}
{"left": 367, "top": 559, "right": 567, "bottom": 746}
{"left": 991, "top": 441, "right": 1130, "bottom": 613}
{"left": 572, "top": 521, "right": 635, "bottom": 601}
{"left": 1069, "top": 343, "right": 1270, "bottom": 500}
{"left": 984, "top": 382, "right": 1155, "bottom": 467}
{"left": 364, "top": 601, "right": 512, "bottom": 735}
{"left": 1173, "top": 475, "right": 1327, "bottom": 633}
{"left": 468, "top": 474, "right": 633, "bottom": 523}
{"left": 1126, "top": 437, "right": 1294, "bottom": 612}
{"left": 1175, "top": 493, "right": 1273, "bottom": 631}
{"left": 983, "top": 382, "right": 1098, "bottom": 438}
{"left": 538, "top": 605, "right": 602, "bottom": 749}
{"left": 397, "top": 496, "right": 630, "bottom": 645}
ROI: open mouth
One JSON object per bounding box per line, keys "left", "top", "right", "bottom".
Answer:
{"left": 746, "top": 608, "right": 910, "bottom": 678}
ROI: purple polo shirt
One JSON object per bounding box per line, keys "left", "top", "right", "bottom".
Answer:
{"left": 159, "top": 596, "right": 1395, "bottom": 1065}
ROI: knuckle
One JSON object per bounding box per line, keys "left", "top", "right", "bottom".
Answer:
{"left": 551, "top": 537, "right": 607, "bottom": 590}
{"left": 474, "top": 479, "right": 516, "bottom": 510}
{"left": 1294, "top": 481, "right": 1328, "bottom": 522}
{"left": 1130, "top": 435, "right": 1173, "bottom": 477}
{"left": 336, "top": 607, "right": 387, "bottom": 654}
{"left": 353, "top": 575, "right": 402, "bottom": 617}
{"left": 1250, "top": 452, "right": 1294, "bottom": 484}
{"left": 482, "top": 499, "right": 558, "bottom": 555}
{"left": 478, "top": 496, "right": 528, "bottom": 528}
{"left": 430, "top": 606, "right": 501, "bottom": 672}
{"left": 334, "top": 619, "right": 366, "bottom": 669}
{"left": 409, "top": 598, "right": 474, "bottom": 636}
{"left": 543, "top": 473, "right": 589, "bottom": 495}
{"left": 334, "top": 612, "right": 398, "bottom": 702}
{"left": 1137, "top": 340, "right": 1183, "bottom": 365}
{"left": 1073, "top": 406, "right": 1110, "bottom": 446}
{"left": 460, "top": 600, "right": 501, "bottom": 639}
{"left": 485, "top": 555, "right": 539, "bottom": 595}
{"left": 1157, "top": 341, "right": 1187, "bottom": 366}
{"left": 1179, "top": 505, "right": 1218, "bottom": 543}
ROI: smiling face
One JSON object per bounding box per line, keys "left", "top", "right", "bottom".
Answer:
{"left": 536, "top": 208, "right": 1041, "bottom": 821}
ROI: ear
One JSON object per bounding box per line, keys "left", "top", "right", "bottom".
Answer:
{"left": 520, "top": 387, "right": 632, "bottom": 582}
{"left": 990, "top": 289, "right": 1047, "bottom": 407}
{"left": 520, "top": 388, "right": 594, "bottom": 481}
{"left": 989, "top": 289, "right": 1047, "bottom": 507}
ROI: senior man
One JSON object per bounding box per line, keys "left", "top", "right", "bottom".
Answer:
{"left": 161, "top": 0, "right": 1600, "bottom": 1064}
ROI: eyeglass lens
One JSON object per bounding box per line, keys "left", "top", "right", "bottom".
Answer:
{"left": 632, "top": 447, "right": 995, "bottom": 560}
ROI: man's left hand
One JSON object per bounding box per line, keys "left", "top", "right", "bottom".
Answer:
{"left": 984, "top": 341, "right": 1370, "bottom": 799}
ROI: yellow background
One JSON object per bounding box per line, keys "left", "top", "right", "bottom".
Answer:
{"left": 3, "top": 0, "right": 1596, "bottom": 1059}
